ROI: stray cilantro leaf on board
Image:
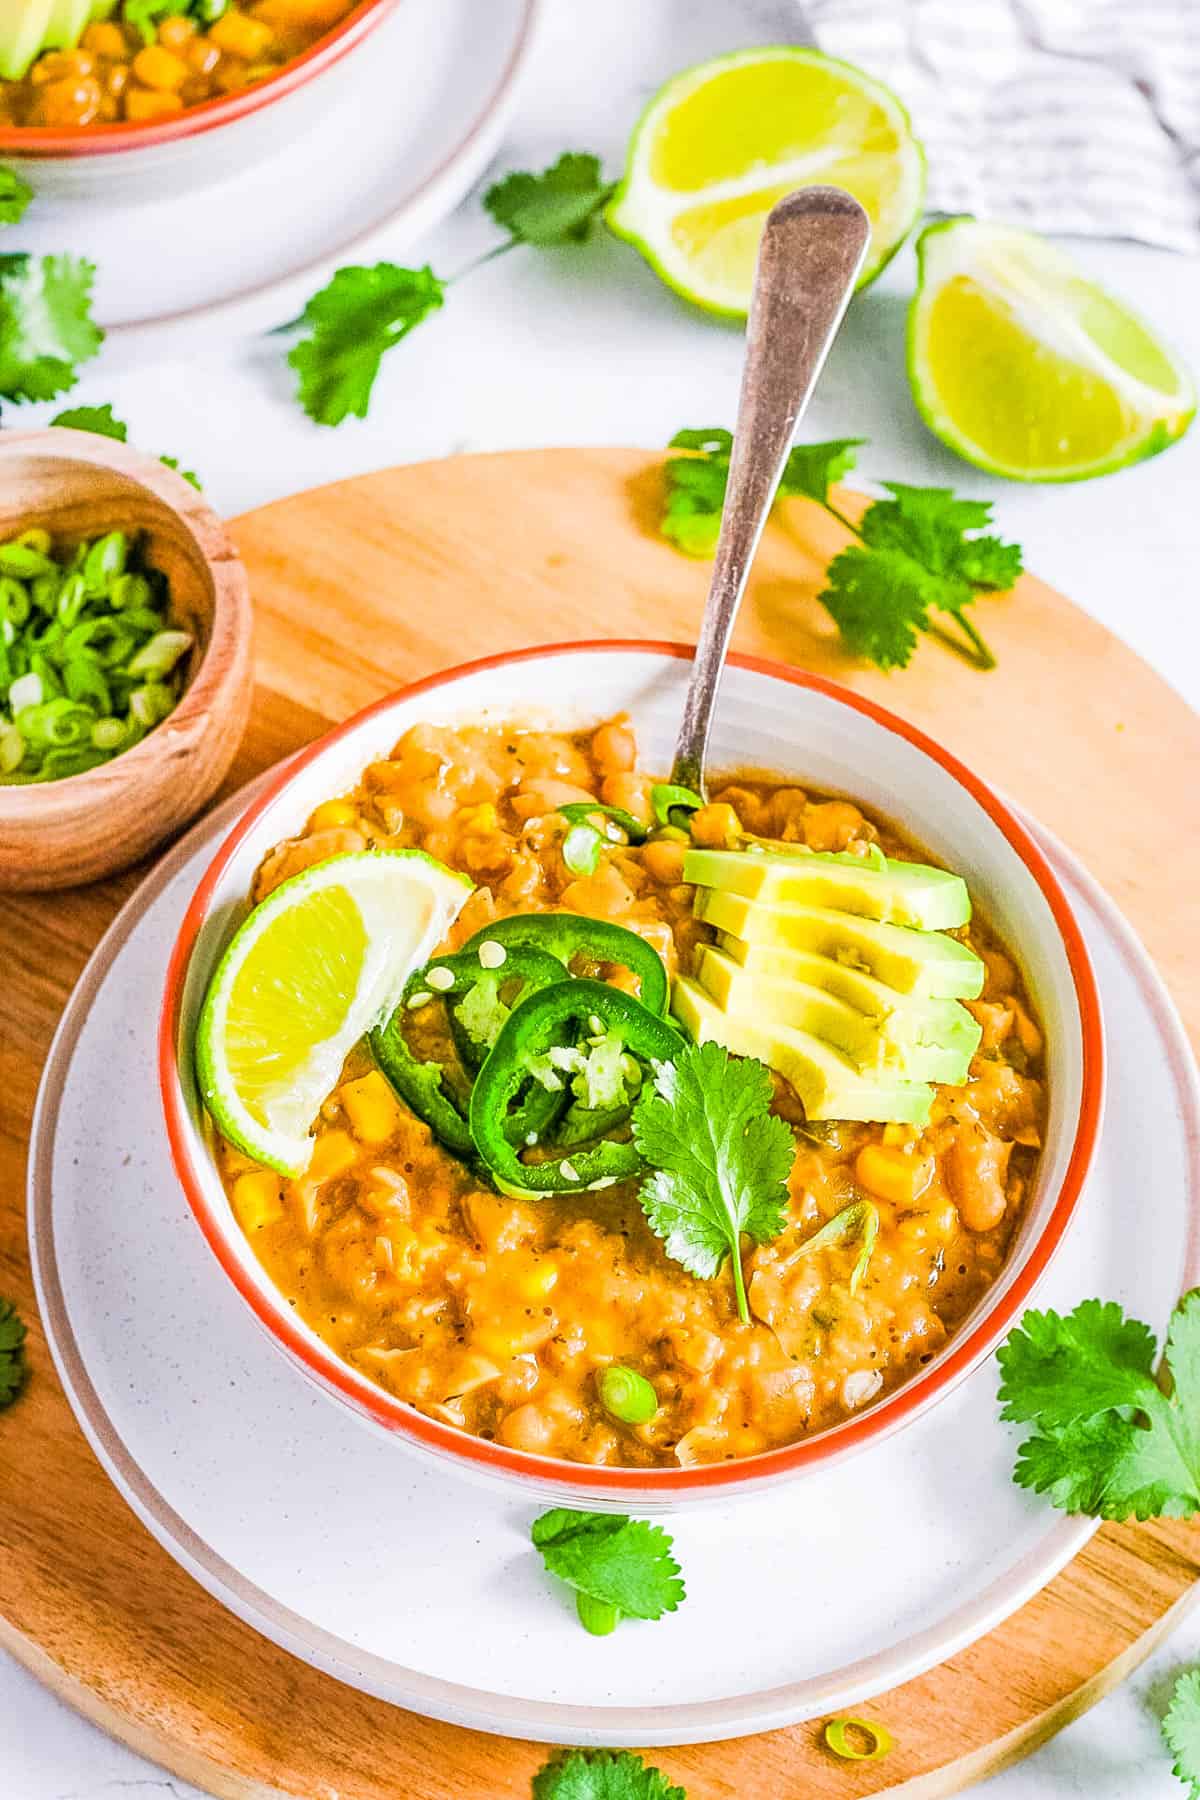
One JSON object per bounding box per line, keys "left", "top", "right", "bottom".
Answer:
{"left": 51, "top": 405, "right": 203, "bottom": 490}
{"left": 658, "top": 429, "right": 1022, "bottom": 671}
{"left": 0, "top": 1297, "right": 28, "bottom": 1408}
{"left": 532, "top": 1748, "right": 687, "bottom": 1800}
{"left": 0, "top": 167, "right": 32, "bottom": 228}
{"left": 288, "top": 263, "right": 446, "bottom": 426}
{"left": 1164, "top": 1668, "right": 1200, "bottom": 1799}
{"left": 0, "top": 254, "right": 102, "bottom": 403}
{"left": 484, "top": 152, "right": 615, "bottom": 246}
{"left": 997, "top": 1291, "right": 1200, "bottom": 1520}
{"left": 634, "top": 1040, "right": 793, "bottom": 1323}
{"left": 531, "top": 1509, "right": 685, "bottom": 1634}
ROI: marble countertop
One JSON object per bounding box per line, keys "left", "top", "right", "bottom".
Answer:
{"left": 4, "top": 1, "right": 1199, "bottom": 1795}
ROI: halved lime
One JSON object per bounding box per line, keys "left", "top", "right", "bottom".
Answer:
{"left": 195, "top": 850, "right": 472, "bottom": 1175}
{"left": 909, "top": 218, "right": 1196, "bottom": 482}
{"left": 607, "top": 46, "right": 925, "bottom": 317}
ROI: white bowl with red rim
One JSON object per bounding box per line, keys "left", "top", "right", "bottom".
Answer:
{"left": 0, "top": 0, "right": 402, "bottom": 198}
{"left": 159, "top": 642, "right": 1104, "bottom": 1510}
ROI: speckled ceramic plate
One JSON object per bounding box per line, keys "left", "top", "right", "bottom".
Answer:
{"left": 28, "top": 787, "right": 1199, "bottom": 1746}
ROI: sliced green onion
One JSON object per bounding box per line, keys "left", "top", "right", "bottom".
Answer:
{"left": 563, "top": 822, "right": 603, "bottom": 876}
{"left": 598, "top": 1364, "right": 658, "bottom": 1425}
{"left": 0, "top": 543, "right": 56, "bottom": 579}
{"left": 125, "top": 629, "right": 192, "bottom": 679}
{"left": 83, "top": 532, "right": 128, "bottom": 593}
{"left": 0, "top": 578, "right": 30, "bottom": 627}
{"left": 8, "top": 671, "right": 42, "bottom": 712}
{"left": 0, "top": 724, "right": 24, "bottom": 773}
{"left": 823, "top": 1717, "right": 893, "bottom": 1762}
{"left": 575, "top": 1592, "right": 620, "bottom": 1636}
{"left": 14, "top": 527, "right": 51, "bottom": 555}
{"left": 650, "top": 782, "right": 704, "bottom": 826}
{"left": 90, "top": 717, "right": 125, "bottom": 751}
{"left": 558, "top": 800, "right": 648, "bottom": 843}
{"left": 793, "top": 1201, "right": 879, "bottom": 1295}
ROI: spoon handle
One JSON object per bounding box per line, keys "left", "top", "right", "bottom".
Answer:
{"left": 670, "top": 186, "right": 871, "bottom": 794}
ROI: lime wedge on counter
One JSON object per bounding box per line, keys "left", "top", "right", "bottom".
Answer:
{"left": 195, "top": 850, "right": 472, "bottom": 1176}
{"left": 607, "top": 46, "right": 924, "bottom": 316}
{"left": 909, "top": 218, "right": 1196, "bottom": 482}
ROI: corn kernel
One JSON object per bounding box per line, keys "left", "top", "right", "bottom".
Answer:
{"left": 689, "top": 802, "right": 741, "bottom": 848}
{"left": 232, "top": 1170, "right": 283, "bottom": 1231}
{"left": 307, "top": 1129, "right": 357, "bottom": 1181}
{"left": 882, "top": 1122, "right": 916, "bottom": 1148}
{"left": 339, "top": 1070, "right": 404, "bottom": 1144}
{"left": 209, "top": 10, "right": 275, "bottom": 60}
{"left": 132, "top": 45, "right": 189, "bottom": 91}
{"left": 157, "top": 15, "right": 196, "bottom": 49}
{"left": 855, "top": 1143, "right": 933, "bottom": 1205}
{"left": 516, "top": 1259, "right": 559, "bottom": 1300}
{"left": 307, "top": 798, "right": 359, "bottom": 831}
{"left": 82, "top": 21, "right": 127, "bottom": 58}
{"left": 124, "top": 86, "right": 184, "bottom": 119}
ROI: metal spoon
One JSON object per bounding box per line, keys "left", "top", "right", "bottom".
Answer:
{"left": 670, "top": 187, "right": 871, "bottom": 796}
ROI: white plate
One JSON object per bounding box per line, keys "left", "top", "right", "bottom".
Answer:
{"left": 15, "top": 0, "right": 540, "bottom": 351}
{"left": 29, "top": 785, "right": 1199, "bottom": 1745}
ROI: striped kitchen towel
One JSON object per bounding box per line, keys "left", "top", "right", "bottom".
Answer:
{"left": 804, "top": 0, "right": 1200, "bottom": 252}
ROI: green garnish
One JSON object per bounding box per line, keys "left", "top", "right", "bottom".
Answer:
{"left": 483, "top": 151, "right": 614, "bottom": 247}
{"left": 288, "top": 151, "right": 610, "bottom": 425}
{"left": 660, "top": 430, "right": 1022, "bottom": 672}
{"left": 633, "top": 1040, "right": 793, "bottom": 1323}
{"left": 0, "top": 527, "right": 191, "bottom": 785}
{"left": 125, "top": 0, "right": 228, "bottom": 44}
{"left": 1164, "top": 1667, "right": 1200, "bottom": 1798}
{"left": 0, "top": 1297, "right": 28, "bottom": 1408}
{"left": 558, "top": 800, "right": 647, "bottom": 876}
{"left": 823, "top": 1716, "right": 893, "bottom": 1762}
{"left": 650, "top": 783, "right": 703, "bottom": 826}
{"left": 997, "top": 1290, "right": 1200, "bottom": 1520}
{"left": 562, "top": 822, "right": 603, "bottom": 876}
{"left": 794, "top": 1201, "right": 879, "bottom": 1295}
{"left": 532, "top": 1749, "right": 686, "bottom": 1800}
{"left": 50, "top": 405, "right": 202, "bottom": 490}
{"left": 598, "top": 1364, "right": 658, "bottom": 1426}
{"left": 0, "top": 167, "right": 32, "bottom": 229}
{"left": 0, "top": 254, "right": 102, "bottom": 404}
{"left": 531, "top": 1508, "right": 685, "bottom": 1635}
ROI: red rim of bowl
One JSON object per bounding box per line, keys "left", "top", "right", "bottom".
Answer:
{"left": 159, "top": 640, "right": 1104, "bottom": 1496}
{"left": 0, "top": 0, "right": 399, "bottom": 159}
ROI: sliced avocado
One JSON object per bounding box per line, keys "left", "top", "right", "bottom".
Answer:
{"left": 0, "top": 0, "right": 54, "bottom": 79}
{"left": 685, "top": 844, "right": 970, "bottom": 931}
{"left": 696, "top": 889, "right": 985, "bottom": 999}
{"left": 695, "top": 944, "right": 981, "bottom": 1085}
{"left": 672, "top": 977, "right": 933, "bottom": 1125}
{"left": 43, "top": 0, "right": 95, "bottom": 50}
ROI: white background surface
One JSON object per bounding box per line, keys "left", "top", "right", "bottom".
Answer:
{"left": 4, "top": 0, "right": 1199, "bottom": 1795}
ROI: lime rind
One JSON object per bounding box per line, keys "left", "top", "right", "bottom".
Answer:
{"left": 908, "top": 217, "right": 1197, "bottom": 483}
{"left": 607, "top": 45, "right": 926, "bottom": 318}
{"left": 195, "top": 848, "right": 472, "bottom": 1176}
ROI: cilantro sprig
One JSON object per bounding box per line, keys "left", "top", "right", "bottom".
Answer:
{"left": 998, "top": 1291, "right": 1200, "bottom": 1520}
{"left": 287, "top": 152, "right": 612, "bottom": 425}
{"left": 0, "top": 167, "right": 33, "bottom": 229}
{"left": 1165, "top": 1668, "right": 1200, "bottom": 1798}
{"left": 661, "top": 430, "right": 1022, "bottom": 672}
{"left": 0, "top": 253, "right": 102, "bottom": 404}
{"left": 532, "top": 1508, "right": 684, "bottom": 1636}
{"left": 532, "top": 1750, "right": 686, "bottom": 1800}
{"left": 633, "top": 1040, "right": 793, "bottom": 1323}
{"left": 0, "top": 1297, "right": 28, "bottom": 1408}
{"left": 50, "top": 403, "right": 202, "bottom": 489}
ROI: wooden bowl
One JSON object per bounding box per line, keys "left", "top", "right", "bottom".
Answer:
{"left": 0, "top": 430, "right": 252, "bottom": 892}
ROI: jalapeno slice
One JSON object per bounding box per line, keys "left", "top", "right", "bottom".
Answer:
{"left": 371, "top": 946, "right": 566, "bottom": 1156}
{"left": 460, "top": 912, "right": 669, "bottom": 1017}
{"left": 469, "top": 978, "right": 684, "bottom": 1193}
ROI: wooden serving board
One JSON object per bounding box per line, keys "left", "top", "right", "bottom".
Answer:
{"left": 3, "top": 449, "right": 1199, "bottom": 1800}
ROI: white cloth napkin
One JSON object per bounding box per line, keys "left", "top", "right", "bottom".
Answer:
{"left": 804, "top": 0, "right": 1200, "bottom": 252}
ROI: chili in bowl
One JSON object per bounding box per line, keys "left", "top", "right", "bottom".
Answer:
{"left": 160, "top": 643, "right": 1102, "bottom": 1509}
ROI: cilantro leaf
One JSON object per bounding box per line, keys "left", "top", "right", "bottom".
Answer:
{"left": 532, "top": 1509, "right": 685, "bottom": 1625}
{"left": 818, "top": 545, "right": 933, "bottom": 671}
{"left": 288, "top": 262, "right": 445, "bottom": 426}
{"left": 51, "top": 403, "right": 127, "bottom": 441}
{"left": 0, "top": 166, "right": 33, "bottom": 228}
{"left": 1164, "top": 1668, "right": 1200, "bottom": 1799}
{"left": 0, "top": 254, "right": 102, "bottom": 403}
{"left": 532, "top": 1749, "right": 687, "bottom": 1800}
{"left": 998, "top": 1290, "right": 1200, "bottom": 1521}
{"left": 50, "top": 406, "right": 203, "bottom": 489}
{"left": 634, "top": 1040, "right": 793, "bottom": 1322}
{"left": 125, "top": 0, "right": 183, "bottom": 44}
{"left": 484, "top": 152, "right": 614, "bottom": 247}
{"left": 0, "top": 1297, "right": 28, "bottom": 1408}
{"left": 778, "top": 436, "right": 864, "bottom": 505}
{"left": 661, "top": 428, "right": 730, "bottom": 557}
